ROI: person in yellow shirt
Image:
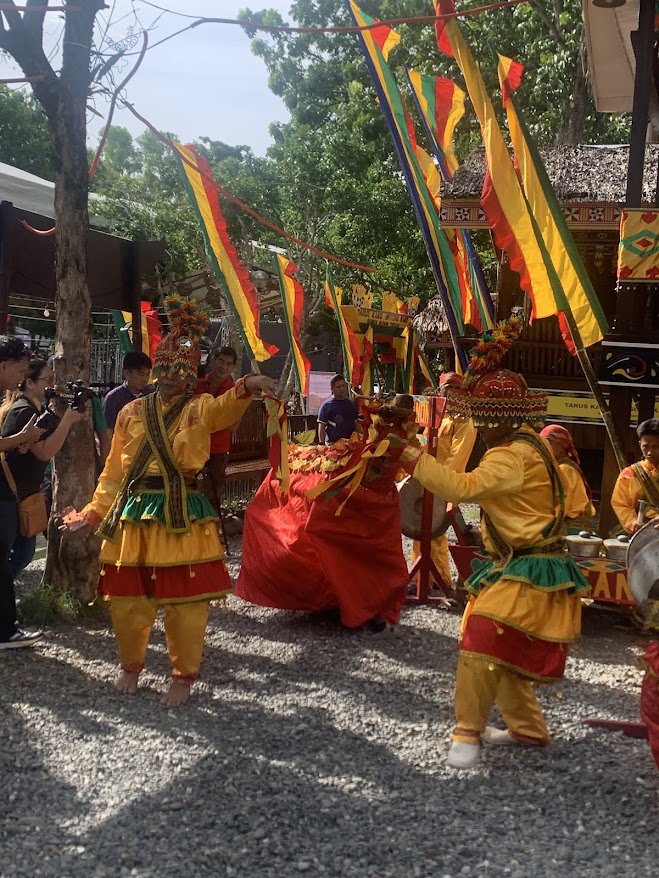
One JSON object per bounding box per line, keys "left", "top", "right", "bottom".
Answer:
{"left": 611, "top": 419, "right": 659, "bottom": 534}
{"left": 540, "top": 424, "right": 595, "bottom": 534}
{"left": 411, "top": 372, "right": 477, "bottom": 590}
{"left": 62, "top": 296, "right": 275, "bottom": 707}
{"left": 396, "top": 318, "right": 588, "bottom": 769}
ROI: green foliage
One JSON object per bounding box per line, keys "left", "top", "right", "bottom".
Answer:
{"left": 19, "top": 583, "right": 83, "bottom": 626}
{"left": 0, "top": 85, "right": 54, "bottom": 179}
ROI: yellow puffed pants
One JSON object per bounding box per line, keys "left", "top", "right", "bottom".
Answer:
{"left": 452, "top": 653, "right": 550, "bottom": 745}
{"left": 108, "top": 596, "right": 210, "bottom": 683}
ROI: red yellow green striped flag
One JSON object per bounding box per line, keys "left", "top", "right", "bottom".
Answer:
{"left": 433, "top": 0, "right": 556, "bottom": 326}
{"left": 496, "top": 54, "right": 608, "bottom": 350}
{"left": 172, "top": 142, "right": 277, "bottom": 362}
{"left": 275, "top": 254, "right": 311, "bottom": 395}
{"left": 348, "top": 0, "right": 468, "bottom": 369}
{"left": 360, "top": 324, "right": 374, "bottom": 395}
{"left": 406, "top": 70, "right": 465, "bottom": 179}
{"left": 325, "top": 265, "right": 362, "bottom": 385}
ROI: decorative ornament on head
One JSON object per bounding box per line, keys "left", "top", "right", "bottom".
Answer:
{"left": 446, "top": 315, "right": 547, "bottom": 428}
{"left": 152, "top": 294, "right": 211, "bottom": 385}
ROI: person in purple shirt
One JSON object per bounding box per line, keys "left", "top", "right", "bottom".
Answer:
{"left": 102, "top": 351, "right": 155, "bottom": 434}
{"left": 317, "top": 375, "right": 359, "bottom": 444}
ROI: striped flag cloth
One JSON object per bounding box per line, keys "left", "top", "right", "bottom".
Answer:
{"left": 325, "top": 265, "right": 362, "bottom": 385}
{"left": 172, "top": 142, "right": 277, "bottom": 362}
{"left": 275, "top": 255, "right": 311, "bottom": 394}
{"left": 407, "top": 70, "right": 465, "bottom": 179}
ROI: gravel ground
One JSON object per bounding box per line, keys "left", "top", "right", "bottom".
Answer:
{"left": 1, "top": 537, "right": 657, "bottom": 878}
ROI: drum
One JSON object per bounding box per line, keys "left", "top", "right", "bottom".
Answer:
{"left": 397, "top": 476, "right": 448, "bottom": 540}
{"left": 627, "top": 520, "right": 659, "bottom": 603}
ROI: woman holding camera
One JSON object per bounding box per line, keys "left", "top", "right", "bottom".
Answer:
{"left": 0, "top": 358, "right": 81, "bottom": 576}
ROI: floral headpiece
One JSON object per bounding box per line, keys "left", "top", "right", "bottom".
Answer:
{"left": 152, "top": 294, "right": 211, "bottom": 385}
{"left": 446, "top": 316, "right": 547, "bottom": 427}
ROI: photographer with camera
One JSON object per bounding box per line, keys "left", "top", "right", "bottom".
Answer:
{"left": 0, "top": 358, "right": 82, "bottom": 578}
{"left": 0, "top": 338, "right": 45, "bottom": 649}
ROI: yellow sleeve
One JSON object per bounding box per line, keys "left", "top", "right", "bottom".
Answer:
{"left": 83, "top": 404, "right": 130, "bottom": 520}
{"left": 198, "top": 380, "right": 254, "bottom": 433}
{"left": 443, "top": 418, "right": 477, "bottom": 473}
{"left": 561, "top": 463, "right": 592, "bottom": 520}
{"left": 611, "top": 470, "right": 641, "bottom": 533}
{"left": 412, "top": 444, "right": 523, "bottom": 506}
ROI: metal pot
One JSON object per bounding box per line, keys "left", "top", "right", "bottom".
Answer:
{"left": 565, "top": 533, "right": 603, "bottom": 558}
{"left": 603, "top": 536, "right": 630, "bottom": 562}
{"left": 627, "top": 521, "right": 659, "bottom": 603}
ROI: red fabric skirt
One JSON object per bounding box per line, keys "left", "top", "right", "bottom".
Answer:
{"left": 461, "top": 614, "right": 568, "bottom": 682}
{"left": 235, "top": 470, "right": 408, "bottom": 628}
{"left": 100, "top": 559, "right": 231, "bottom": 601}
{"left": 640, "top": 641, "right": 659, "bottom": 770}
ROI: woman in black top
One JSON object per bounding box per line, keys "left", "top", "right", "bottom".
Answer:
{"left": 0, "top": 358, "right": 81, "bottom": 576}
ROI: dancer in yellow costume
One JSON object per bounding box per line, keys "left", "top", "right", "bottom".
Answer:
{"left": 540, "top": 424, "right": 595, "bottom": 534}
{"left": 612, "top": 418, "right": 659, "bottom": 534}
{"left": 63, "top": 296, "right": 275, "bottom": 706}
{"left": 412, "top": 371, "right": 477, "bottom": 589}
{"left": 396, "top": 318, "right": 588, "bottom": 769}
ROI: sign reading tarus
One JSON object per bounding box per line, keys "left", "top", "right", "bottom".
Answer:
{"left": 618, "top": 208, "right": 659, "bottom": 282}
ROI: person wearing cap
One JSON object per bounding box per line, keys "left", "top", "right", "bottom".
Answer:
{"left": 395, "top": 318, "right": 588, "bottom": 769}
{"left": 63, "top": 296, "right": 276, "bottom": 707}
{"left": 540, "top": 424, "right": 595, "bottom": 534}
{"left": 411, "top": 371, "right": 477, "bottom": 591}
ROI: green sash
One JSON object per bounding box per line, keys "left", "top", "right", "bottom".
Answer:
{"left": 97, "top": 392, "right": 190, "bottom": 542}
{"left": 632, "top": 462, "right": 659, "bottom": 509}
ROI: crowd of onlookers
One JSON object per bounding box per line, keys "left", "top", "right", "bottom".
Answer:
{"left": 0, "top": 337, "right": 242, "bottom": 650}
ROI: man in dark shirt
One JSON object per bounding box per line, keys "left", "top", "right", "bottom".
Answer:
{"left": 317, "top": 375, "right": 359, "bottom": 445}
{"left": 102, "top": 351, "right": 154, "bottom": 433}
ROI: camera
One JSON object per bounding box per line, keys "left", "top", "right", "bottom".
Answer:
{"left": 36, "top": 382, "right": 98, "bottom": 432}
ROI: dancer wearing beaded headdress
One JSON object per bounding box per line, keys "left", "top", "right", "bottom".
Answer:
{"left": 396, "top": 318, "right": 589, "bottom": 768}
{"left": 64, "top": 296, "right": 276, "bottom": 706}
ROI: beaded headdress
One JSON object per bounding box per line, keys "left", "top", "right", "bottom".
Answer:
{"left": 446, "top": 316, "right": 547, "bottom": 427}
{"left": 152, "top": 294, "right": 211, "bottom": 385}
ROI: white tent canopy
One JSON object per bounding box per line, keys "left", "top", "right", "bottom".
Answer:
{"left": 0, "top": 161, "right": 107, "bottom": 226}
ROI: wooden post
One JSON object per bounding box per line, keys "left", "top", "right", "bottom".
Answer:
{"left": 129, "top": 244, "right": 143, "bottom": 354}
{"left": 0, "top": 201, "right": 12, "bottom": 334}
{"left": 407, "top": 396, "right": 452, "bottom": 604}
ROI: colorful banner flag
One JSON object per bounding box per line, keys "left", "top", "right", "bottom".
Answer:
{"left": 405, "top": 69, "right": 493, "bottom": 331}
{"left": 360, "top": 324, "right": 374, "bottom": 395}
{"left": 348, "top": 0, "right": 468, "bottom": 369}
{"left": 352, "top": 284, "right": 373, "bottom": 309}
{"left": 382, "top": 290, "right": 406, "bottom": 314}
{"left": 407, "top": 70, "right": 464, "bottom": 179}
{"left": 275, "top": 255, "right": 311, "bottom": 395}
{"left": 325, "top": 265, "right": 362, "bottom": 385}
{"left": 418, "top": 350, "right": 437, "bottom": 389}
{"left": 112, "top": 301, "right": 163, "bottom": 360}
{"left": 172, "top": 142, "right": 277, "bottom": 362}
{"left": 618, "top": 208, "right": 659, "bottom": 281}
{"left": 433, "top": 0, "right": 558, "bottom": 327}
{"left": 496, "top": 54, "right": 608, "bottom": 349}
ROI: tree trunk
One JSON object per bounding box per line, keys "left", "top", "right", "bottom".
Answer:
{"left": 554, "top": 29, "right": 589, "bottom": 146}
{"left": 43, "top": 4, "right": 103, "bottom": 600}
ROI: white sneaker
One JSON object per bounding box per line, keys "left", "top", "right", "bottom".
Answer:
{"left": 447, "top": 741, "right": 480, "bottom": 769}
{"left": 482, "top": 726, "right": 516, "bottom": 746}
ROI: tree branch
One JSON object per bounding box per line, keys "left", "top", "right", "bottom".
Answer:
{"left": 24, "top": 0, "right": 49, "bottom": 42}
{"left": 528, "top": 0, "right": 566, "bottom": 49}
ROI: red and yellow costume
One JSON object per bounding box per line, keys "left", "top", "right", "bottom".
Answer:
{"left": 412, "top": 398, "right": 477, "bottom": 588}
{"left": 84, "top": 296, "right": 253, "bottom": 683}
{"left": 611, "top": 459, "right": 659, "bottom": 533}
{"left": 400, "top": 319, "right": 588, "bottom": 758}
{"left": 540, "top": 424, "right": 595, "bottom": 534}
{"left": 235, "top": 400, "right": 413, "bottom": 628}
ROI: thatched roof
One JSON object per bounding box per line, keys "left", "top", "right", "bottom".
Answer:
{"left": 443, "top": 145, "right": 659, "bottom": 203}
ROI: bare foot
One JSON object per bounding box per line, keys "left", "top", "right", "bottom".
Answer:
{"left": 161, "top": 680, "right": 191, "bottom": 707}
{"left": 114, "top": 670, "right": 139, "bottom": 695}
